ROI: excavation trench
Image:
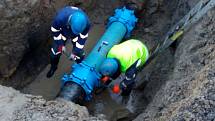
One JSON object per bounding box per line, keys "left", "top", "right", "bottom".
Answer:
{"left": 18, "top": 0, "right": 207, "bottom": 120}
{"left": 1, "top": 0, "right": 215, "bottom": 120}
{"left": 21, "top": 24, "right": 133, "bottom": 120}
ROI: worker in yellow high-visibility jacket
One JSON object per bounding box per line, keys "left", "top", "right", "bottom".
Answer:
{"left": 100, "top": 39, "right": 149, "bottom": 96}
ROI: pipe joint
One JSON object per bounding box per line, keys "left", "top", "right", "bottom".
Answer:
{"left": 107, "top": 7, "right": 138, "bottom": 38}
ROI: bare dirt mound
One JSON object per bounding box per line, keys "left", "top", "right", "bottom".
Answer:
{"left": 0, "top": 85, "right": 106, "bottom": 121}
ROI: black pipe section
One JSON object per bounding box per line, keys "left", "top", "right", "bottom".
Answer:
{"left": 58, "top": 82, "right": 85, "bottom": 103}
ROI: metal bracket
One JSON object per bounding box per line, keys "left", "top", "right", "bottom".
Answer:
{"left": 97, "top": 41, "right": 109, "bottom": 52}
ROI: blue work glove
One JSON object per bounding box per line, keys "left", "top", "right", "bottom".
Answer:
{"left": 119, "top": 79, "right": 135, "bottom": 96}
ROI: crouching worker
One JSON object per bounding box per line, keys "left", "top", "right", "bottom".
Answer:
{"left": 47, "top": 6, "right": 91, "bottom": 78}
{"left": 99, "top": 39, "right": 149, "bottom": 96}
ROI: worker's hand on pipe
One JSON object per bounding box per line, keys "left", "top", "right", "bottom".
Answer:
{"left": 94, "top": 76, "right": 112, "bottom": 95}
{"left": 69, "top": 53, "right": 81, "bottom": 61}
{"left": 101, "top": 76, "right": 112, "bottom": 86}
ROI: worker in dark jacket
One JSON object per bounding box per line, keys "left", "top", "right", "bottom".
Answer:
{"left": 99, "top": 39, "right": 149, "bottom": 96}
{"left": 47, "top": 6, "right": 90, "bottom": 78}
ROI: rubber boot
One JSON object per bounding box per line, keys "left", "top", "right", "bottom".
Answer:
{"left": 46, "top": 55, "right": 60, "bottom": 78}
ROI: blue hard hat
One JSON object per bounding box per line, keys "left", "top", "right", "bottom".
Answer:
{"left": 100, "top": 58, "right": 119, "bottom": 76}
{"left": 69, "top": 11, "right": 88, "bottom": 35}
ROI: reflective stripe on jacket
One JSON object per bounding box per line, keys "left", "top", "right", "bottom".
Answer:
{"left": 51, "top": 6, "right": 90, "bottom": 55}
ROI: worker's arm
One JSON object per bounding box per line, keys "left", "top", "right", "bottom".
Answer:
{"left": 71, "top": 25, "right": 90, "bottom": 63}
{"left": 120, "top": 59, "right": 141, "bottom": 96}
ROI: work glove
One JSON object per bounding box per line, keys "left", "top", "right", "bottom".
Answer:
{"left": 119, "top": 79, "right": 135, "bottom": 96}
{"left": 69, "top": 53, "right": 81, "bottom": 61}
{"left": 111, "top": 84, "right": 121, "bottom": 94}
{"left": 71, "top": 49, "right": 85, "bottom": 63}
{"left": 94, "top": 76, "right": 112, "bottom": 95}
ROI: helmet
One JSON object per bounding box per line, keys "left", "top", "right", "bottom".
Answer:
{"left": 69, "top": 11, "right": 88, "bottom": 35}
{"left": 100, "top": 58, "right": 119, "bottom": 76}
